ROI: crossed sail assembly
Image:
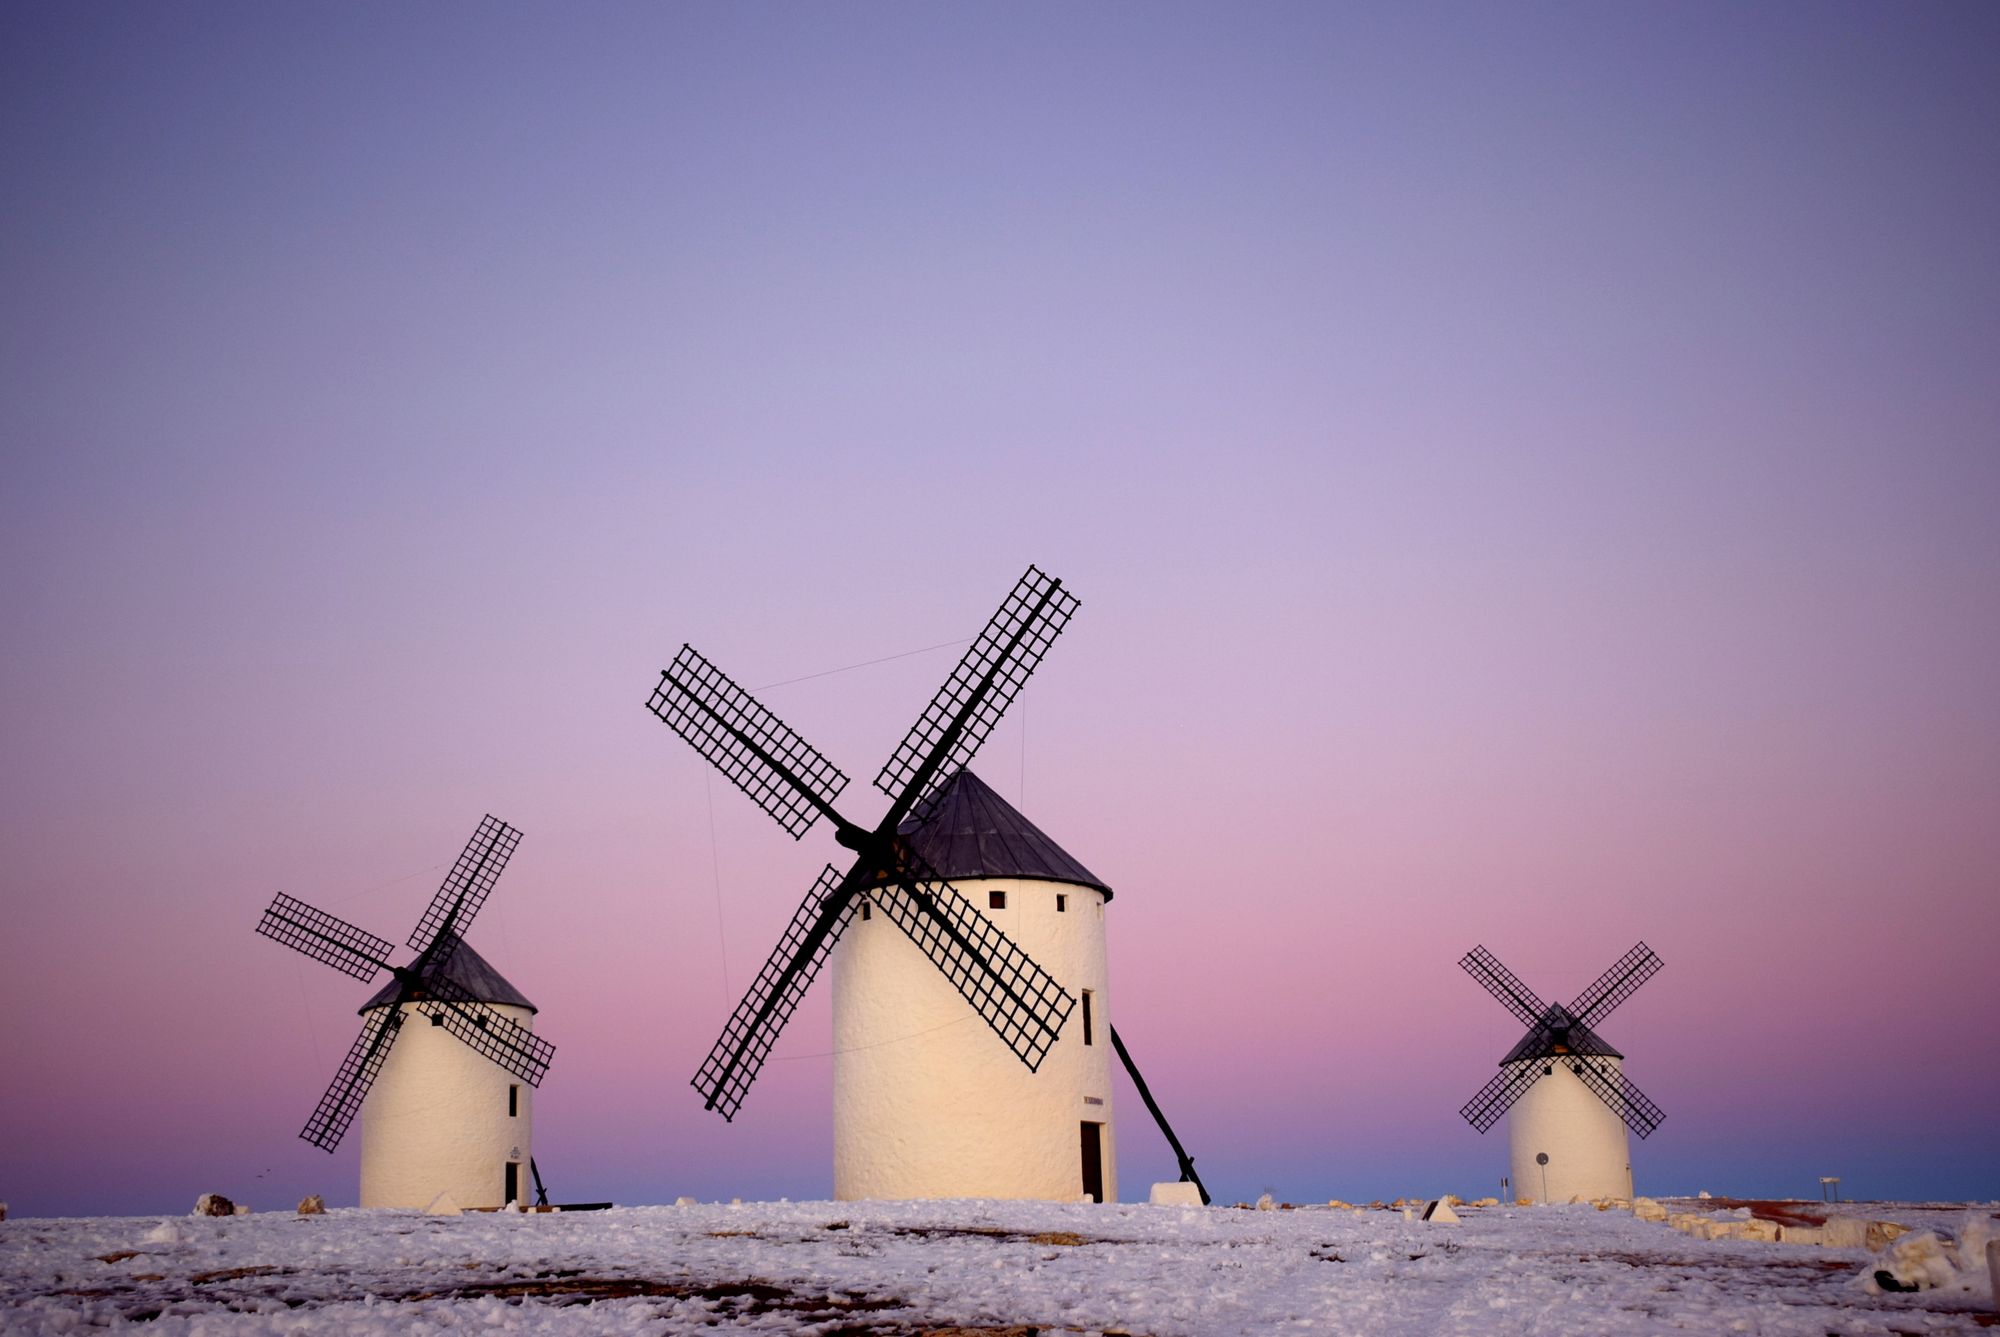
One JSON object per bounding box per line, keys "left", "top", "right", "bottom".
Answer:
{"left": 253, "top": 816, "right": 553, "bottom": 1209}
{"left": 647, "top": 565, "right": 1207, "bottom": 1203}
{"left": 1459, "top": 942, "right": 1666, "bottom": 1203}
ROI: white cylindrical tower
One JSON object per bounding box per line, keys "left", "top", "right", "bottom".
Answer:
{"left": 1504, "top": 1048, "right": 1634, "bottom": 1204}
{"left": 356, "top": 940, "right": 538, "bottom": 1210}
{"left": 832, "top": 770, "right": 1116, "bottom": 1203}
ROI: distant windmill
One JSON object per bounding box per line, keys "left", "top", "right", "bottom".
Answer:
{"left": 646, "top": 566, "right": 1208, "bottom": 1204}
{"left": 255, "top": 815, "right": 554, "bottom": 1209}
{"left": 1458, "top": 943, "right": 1665, "bottom": 1204}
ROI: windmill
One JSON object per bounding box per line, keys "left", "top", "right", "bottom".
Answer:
{"left": 255, "top": 815, "right": 555, "bottom": 1209}
{"left": 647, "top": 566, "right": 1208, "bottom": 1204}
{"left": 1458, "top": 942, "right": 1664, "bottom": 1204}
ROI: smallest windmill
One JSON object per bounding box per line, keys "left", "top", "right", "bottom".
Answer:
{"left": 1457, "top": 943, "right": 1664, "bottom": 1204}
{"left": 255, "top": 815, "right": 555, "bottom": 1208}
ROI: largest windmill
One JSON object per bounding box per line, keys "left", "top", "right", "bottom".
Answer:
{"left": 648, "top": 567, "right": 1199, "bottom": 1203}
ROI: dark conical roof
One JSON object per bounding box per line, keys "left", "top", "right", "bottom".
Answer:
{"left": 359, "top": 937, "right": 536, "bottom": 1015}
{"left": 1500, "top": 1004, "right": 1623, "bottom": 1064}
{"left": 890, "top": 769, "right": 1111, "bottom": 898}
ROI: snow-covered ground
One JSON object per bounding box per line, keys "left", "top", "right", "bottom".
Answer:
{"left": 3, "top": 1197, "right": 1995, "bottom": 1334}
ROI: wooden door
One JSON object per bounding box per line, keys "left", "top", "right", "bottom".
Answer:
{"left": 1080, "top": 1122, "right": 1103, "bottom": 1203}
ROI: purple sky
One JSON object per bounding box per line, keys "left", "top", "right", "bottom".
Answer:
{"left": 3, "top": 2, "right": 1997, "bottom": 1217}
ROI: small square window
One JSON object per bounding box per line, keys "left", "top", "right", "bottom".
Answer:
{"left": 430, "top": 1013, "right": 445, "bottom": 1027}
{"left": 988, "top": 890, "right": 1007, "bottom": 910}
{"left": 1056, "top": 894, "right": 1067, "bottom": 912}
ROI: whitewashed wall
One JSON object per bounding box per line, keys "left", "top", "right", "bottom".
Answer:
{"left": 358, "top": 1002, "right": 534, "bottom": 1210}
{"left": 831, "top": 876, "right": 1116, "bottom": 1203}
{"left": 1505, "top": 1056, "right": 1634, "bottom": 1203}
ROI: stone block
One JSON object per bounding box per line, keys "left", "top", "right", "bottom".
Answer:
{"left": 1986, "top": 1239, "right": 1999, "bottom": 1312}
{"left": 1777, "top": 1224, "right": 1823, "bottom": 1246}
{"left": 1472, "top": 1197, "right": 1499, "bottom": 1208}
{"left": 674, "top": 1197, "right": 698, "bottom": 1207}
{"left": 1820, "top": 1217, "right": 1870, "bottom": 1249}
{"left": 1865, "top": 1220, "right": 1911, "bottom": 1252}
{"left": 192, "top": 1193, "right": 234, "bottom": 1217}
{"left": 297, "top": 1195, "right": 325, "bottom": 1216}
{"left": 232, "top": 1203, "right": 251, "bottom": 1216}
{"left": 1632, "top": 1198, "right": 1667, "bottom": 1222}
{"left": 1150, "top": 1182, "right": 1204, "bottom": 1207}
{"left": 1737, "top": 1219, "right": 1780, "bottom": 1242}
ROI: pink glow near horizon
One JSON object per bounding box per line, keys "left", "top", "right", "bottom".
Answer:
{"left": 2, "top": 3, "right": 1997, "bottom": 1216}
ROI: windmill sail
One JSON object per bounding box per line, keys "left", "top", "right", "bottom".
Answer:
{"left": 1568, "top": 1054, "right": 1667, "bottom": 1137}
{"left": 257, "top": 894, "right": 393, "bottom": 983}
{"left": 1568, "top": 942, "right": 1663, "bottom": 1029}
{"left": 867, "top": 842, "right": 1076, "bottom": 1071}
{"left": 692, "top": 865, "right": 854, "bottom": 1119}
{"left": 1458, "top": 1056, "right": 1545, "bottom": 1132}
{"left": 423, "top": 965, "right": 556, "bottom": 1088}
{"left": 1459, "top": 945, "right": 1550, "bottom": 1032}
{"left": 407, "top": 814, "right": 522, "bottom": 951}
{"left": 301, "top": 1008, "right": 405, "bottom": 1152}
{"left": 874, "top": 566, "right": 1078, "bottom": 824}
{"left": 647, "top": 645, "right": 851, "bottom": 840}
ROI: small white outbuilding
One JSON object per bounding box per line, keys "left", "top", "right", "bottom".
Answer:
{"left": 1501, "top": 1009, "right": 1634, "bottom": 1204}
{"left": 355, "top": 941, "right": 538, "bottom": 1210}
{"left": 831, "top": 769, "right": 1117, "bottom": 1203}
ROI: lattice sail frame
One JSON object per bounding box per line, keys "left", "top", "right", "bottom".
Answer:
{"left": 875, "top": 566, "right": 1079, "bottom": 824}
{"left": 408, "top": 814, "right": 522, "bottom": 950}
{"left": 867, "top": 841, "right": 1075, "bottom": 1071}
{"left": 421, "top": 957, "right": 555, "bottom": 1087}
{"left": 1457, "top": 942, "right": 1666, "bottom": 1139}
{"left": 691, "top": 866, "right": 853, "bottom": 1120}
{"left": 258, "top": 894, "right": 393, "bottom": 983}
{"left": 647, "top": 646, "right": 852, "bottom": 840}
{"left": 302, "top": 1007, "right": 404, "bottom": 1151}
{"left": 1568, "top": 943, "right": 1663, "bottom": 1028}
{"left": 1459, "top": 944, "right": 1550, "bottom": 1032}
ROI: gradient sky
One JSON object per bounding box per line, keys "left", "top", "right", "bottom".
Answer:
{"left": 3, "top": 2, "right": 1997, "bottom": 1218}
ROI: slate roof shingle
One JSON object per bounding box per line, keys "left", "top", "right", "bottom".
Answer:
{"left": 1500, "top": 1004, "right": 1624, "bottom": 1064}
{"left": 358, "top": 937, "right": 536, "bottom": 1015}
{"left": 888, "top": 768, "right": 1111, "bottom": 899}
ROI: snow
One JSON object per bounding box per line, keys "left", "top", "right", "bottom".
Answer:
{"left": 2, "top": 1198, "right": 1995, "bottom": 1334}
{"left": 1864, "top": 1217, "right": 2000, "bottom": 1302}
